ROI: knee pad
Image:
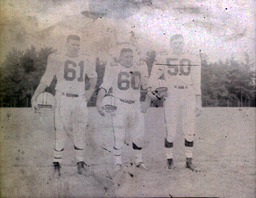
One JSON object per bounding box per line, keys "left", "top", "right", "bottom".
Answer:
{"left": 114, "top": 138, "right": 124, "bottom": 150}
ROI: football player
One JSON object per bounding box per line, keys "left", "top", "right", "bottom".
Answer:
{"left": 31, "top": 35, "right": 97, "bottom": 176}
{"left": 148, "top": 34, "right": 202, "bottom": 171}
{"left": 96, "top": 43, "right": 149, "bottom": 171}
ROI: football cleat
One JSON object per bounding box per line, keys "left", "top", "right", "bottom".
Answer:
{"left": 167, "top": 158, "right": 174, "bottom": 169}
{"left": 77, "top": 161, "right": 87, "bottom": 175}
{"left": 53, "top": 162, "right": 61, "bottom": 177}
{"left": 186, "top": 158, "right": 199, "bottom": 172}
{"left": 114, "top": 164, "right": 123, "bottom": 173}
{"left": 135, "top": 162, "right": 149, "bottom": 170}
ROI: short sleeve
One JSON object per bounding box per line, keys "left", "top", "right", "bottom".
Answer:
{"left": 85, "top": 57, "right": 97, "bottom": 79}
{"left": 100, "top": 63, "right": 114, "bottom": 92}
{"left": 148, "top": 55, "right": 165, "bottom": 88}
{"left": 139, "top": 61, "right": 149, "bottom": 89}
{"left": 191, "top": 54, "right": 201, "bottom": 96}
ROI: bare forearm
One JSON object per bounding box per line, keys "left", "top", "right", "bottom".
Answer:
{"left": 144, "top": 94, "right": 152, "bottom": 108}
{"left": 96, "top": 88, "right": 107, "bottom": 116}
{"left": 96, "top": 88, "right": 107, "bottom": 104}
{"left": 144, "top": 93, "right": 151, "bottom": 104}
{"left": 85, "top": 77, "right": 97, "bottom": 99}
{"left": 32, "top": 83, "right": 47, "bottom": 100}
{"left": 88, "top": 77, "right": 97, "bottom": 92}
{"left": 148, "top": 64, "right": 163, "bottom": 87}
{"left": 196, "top": 95, "right": 202, "bottom": 106}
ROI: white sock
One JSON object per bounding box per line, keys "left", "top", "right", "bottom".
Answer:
{"left": 165, "top": 147, "right": 174, "bottom": 159}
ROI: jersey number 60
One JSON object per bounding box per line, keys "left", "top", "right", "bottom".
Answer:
{"left": 118, "top": 71, "right": 141, "bottom": 90}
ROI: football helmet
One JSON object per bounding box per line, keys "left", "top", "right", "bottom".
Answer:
{"left": 148, "top": 79, "right": 168, "bottom": 99}
{"left": 101, "top": 94, "right": 117, "bottom": 113}
{"left": 36, "top": 92, "right": 56, "bottom": 113}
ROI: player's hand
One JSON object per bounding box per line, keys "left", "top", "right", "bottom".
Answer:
{"left": 141, "top": 102, "right": 148, "bottom": 113}
{"left": 195, "top": 95, "right": 202, "bottom": 117}
{"left": 31, "top": 95, "right": 39, "bottom": 112}
{"left": 147, "top": 88, "right": 158, "bottom": 101}
{"left": 96, "top": 101, "right": 105, "bottom": 117}
{"left": 141, "top": 97, "right": 151, "bottom": 113}
{"left": 82, "top": 91, "right": 94, "bottom": 102}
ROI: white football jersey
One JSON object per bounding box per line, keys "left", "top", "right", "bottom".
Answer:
{"left": 101, "top": 60, "right": 149, "bottom": 101}
{"left": 40, "top": 52, "right": 97, "bottom": 95}
{"left": 150, "top": 50, "right": 201, "bottom": 95}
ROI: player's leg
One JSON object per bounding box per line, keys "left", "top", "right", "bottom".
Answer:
{"left": 183, "top": 95, "right": 197, "bottom": 171}
{"left": 53, "top": 93, "right": 70, "bottom": 176}
{"left": 164, "top": 96, "right": 179, "bottom": 169}
{"left": 111, "top": 100, "right": 126, "bottom": 170}
{"left": 131, "top": 106, "right": 148, "bottom": 169}
{"left": 73, "top": 98, "right": 89, "bottom": 174}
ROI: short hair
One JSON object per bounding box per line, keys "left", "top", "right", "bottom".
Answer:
{"left": 120, "top": 48, "right": 133, "bottom": 56}
{"left": 66, "top": 35, "right": 80, "bottom": 42}
{"left": 170, "top": 34, "right": 184, "bottom": 42}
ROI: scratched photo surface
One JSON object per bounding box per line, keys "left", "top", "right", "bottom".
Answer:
{"left": 0, "top": 0, "right": 255, "bottom": 197}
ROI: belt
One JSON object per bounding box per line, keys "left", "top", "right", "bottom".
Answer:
{"left": 174, "top": 86, "right": 188, "bottom": 89}
{"left": 62, "top": 93, "right": 79, "bottom": 97}
{"left": 119, "top": 98, "right": 135, "bottom": 104}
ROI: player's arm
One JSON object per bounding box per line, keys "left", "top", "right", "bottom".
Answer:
{"left": 96, "top": 63, "right": 113, "bottom": 116}
{"left": 146, "top": 56, "right": 164, "bottom": 99}
{"left": 96, "top": 88, "right": 107, "bottom": 116}
{"left": 83, "top": 58, "right": 98, "bottom": 102}
{"left": 141, "top": 93, "right": 152, "bottom": 113}
{"left": 148, "top": 58, "right": 164, "bottom": 85}
{"left": 31, "top": 54, "right": 56, "bottom": 111}
{"left": 140, "top": 61, "right": 151, "bottom": 113}
{"left": 83, "top": 76, "right": 97, "bottom": 102}
{"left": 140, "top": 60, "right": 149, "bottom": 90}
{"left": 191, "top": 53, "right": 202, "bottom": 116}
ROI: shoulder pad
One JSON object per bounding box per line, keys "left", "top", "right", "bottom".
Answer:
{"left": 81, "top": 53, "right": 90, "bottom": 57}
{"left": 81, "top": 54, "right": 91, "bottom": 61}
{"left": 155, "top": 51, "right": 168, "bottom": 63}
{"left": 55, "top": 51, "right": 62, "bottom": 55}
{"left": 53, "top": 48, "right": 64, "bottom": 56}
{"left": 109, "top": 57, "right": 119, "bottom": 66}
{"left": 110, "top": 61, "right": 119, "bottom": 66}
{"left": 48, "top": 52, "right": 60, "bottom": 59}
{"left": 187, "top": 51, "right": 200, "bottom": 59}
{"left": 53, "top": 51, "right": 69, "bottom": 60}
{"left": 136, "top": 59, "right": 146, "bottom": 66}
{"left": 185, "top": 49, "right": 196, "bottom": 56}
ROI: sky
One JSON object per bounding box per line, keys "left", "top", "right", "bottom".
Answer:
{"left": 0, "top": 0, "right": 255, "bottom": 63}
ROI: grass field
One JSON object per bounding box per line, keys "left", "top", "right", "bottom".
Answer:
{"left": 0, "top": 107, "right": 255, "bottom": 198}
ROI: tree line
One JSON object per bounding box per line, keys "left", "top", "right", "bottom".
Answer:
{"left": 0, "top": 46, "right": 255, "bottom": 107}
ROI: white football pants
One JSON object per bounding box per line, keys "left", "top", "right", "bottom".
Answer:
{"left": 164, "top": 87, "right": 196, "bottom": 159}
{"left": 53, "top": 91, "right": 88, "bottom": 163}
{"left": 111, "top": 99, "right": 145, "bottom": 165}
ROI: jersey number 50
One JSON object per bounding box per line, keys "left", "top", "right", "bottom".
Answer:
{"left": 166, "top": 58, "right": 191, "bottom": 76}
{"left": 118, "top": 71, "right": 141, "bottom": 90}
{"left": 64, "top": 60, "right": 84, "bottom": 82}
